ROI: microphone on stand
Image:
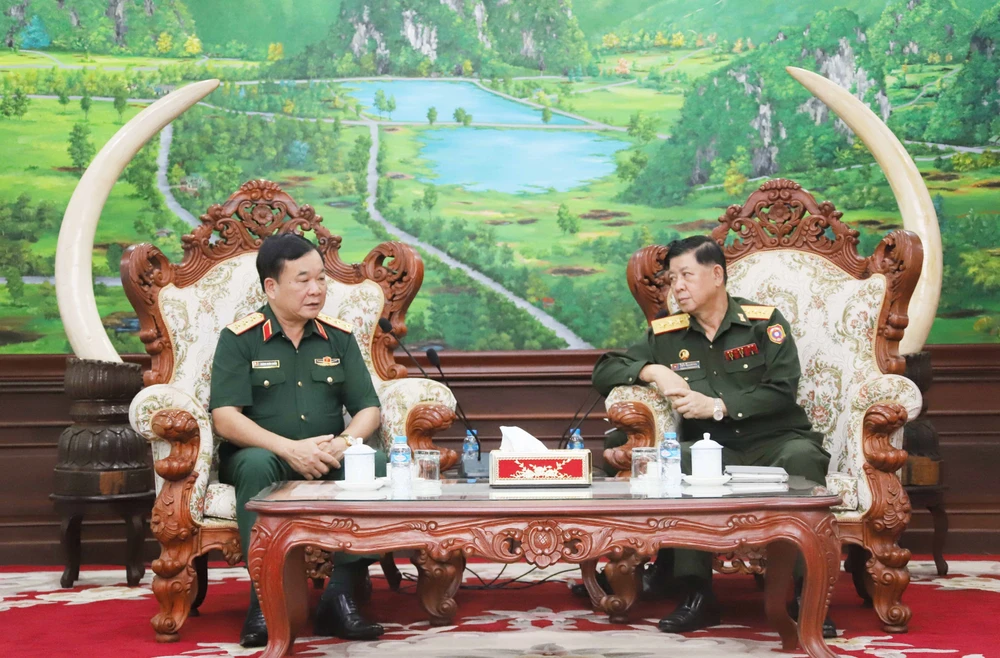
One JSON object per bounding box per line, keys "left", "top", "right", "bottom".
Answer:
{"left": 559, "top": 392, "right": 605, "bottom": 449}
{"left": 377, "top": 318, "right": 433, "bottom": 380}
{"left": 425, "top": 348, "right": 476, "bottom": 437}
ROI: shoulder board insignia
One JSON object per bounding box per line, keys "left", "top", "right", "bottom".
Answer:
{"left": 741, "top": 305, "right": 775, "bottom": 321}
{"left": 226, "top": 312, "right": 265, "bottom": 335}
{"left": 316, "top": 313, "right": 354, "bottom": 334}
{"left": 651, "top": 314, "right": 690, "bottom": 334}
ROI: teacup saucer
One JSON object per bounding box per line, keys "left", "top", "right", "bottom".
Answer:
{"left": 337, "top": 477, "right": 388, "bottom": 492}
{"left": 682, "top": 474, "right": 732, "bottom": 487}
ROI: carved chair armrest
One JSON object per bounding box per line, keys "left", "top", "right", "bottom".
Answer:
{"left": 837, "top": 374, "right": 922, "bottom": 515}
{"left": 604, "top": 384, "right": 678, "bottom": 477}
{"left": 376, "top": 377, "right": 458, "bottom": 469}
{"left": 129, "top": 384, "right": 217, "bottom": 525}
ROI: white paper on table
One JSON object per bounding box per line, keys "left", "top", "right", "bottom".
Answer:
{"left": 499, "top": 426, "right": 548, "bottom": 452}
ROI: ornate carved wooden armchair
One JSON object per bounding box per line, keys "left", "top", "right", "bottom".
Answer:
{"left": 121, "top": 180, "right": 457, "bottom": 642}
{"left": 605, "top": 179, "right": 923, "bottom": 633}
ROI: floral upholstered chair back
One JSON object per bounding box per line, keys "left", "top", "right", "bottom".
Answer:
{"left": 123, "top": 180, "right": 436, "bottom": 507}
{"left": 625, "top": 179, "right": 923, "bottom": 519}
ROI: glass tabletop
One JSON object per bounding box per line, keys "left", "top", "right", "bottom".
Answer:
{"left": 254, "top": 476, "right": 832, "bottom": 504}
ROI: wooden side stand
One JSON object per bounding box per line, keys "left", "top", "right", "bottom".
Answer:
{"left": 51, "top": 358, "right": 154, "bottom": 587}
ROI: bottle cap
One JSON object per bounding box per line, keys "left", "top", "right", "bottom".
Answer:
{"left": 393, "top": 435, "right": 407, "bottom": 444}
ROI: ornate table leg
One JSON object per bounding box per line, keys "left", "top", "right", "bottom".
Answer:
{"left": 601, "top": 550, "right": 644, "bottom": 624}
{"left": 249, "top": 522, "right": 309, "bottom": 658}
{"left": 763, "top": 541, "right": 798, "bottom": 652}
{"left": 796, "top": 516, "right": 841, "bottom": 658}
{"left": 412, "top": 550, "right": 465, "bottom": 626}
{"left": 928, "top": 498, "right": 949, "bottom": 576}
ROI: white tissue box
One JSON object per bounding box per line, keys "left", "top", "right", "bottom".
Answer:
{"left": 488, "top": 450, "right": 592, "bottom": 488}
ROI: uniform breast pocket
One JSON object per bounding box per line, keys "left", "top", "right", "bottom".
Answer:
{"left": 674, "top": 367, "right": 707, "bottom": 385}
{"left": 312, "top": 365, "right": 346, "bottom": 387}
{"left": 723, "top": 352, "right": 766, "bottom": 384}
{"left": 250, "top": 369, "right": 286, "bottom": 418}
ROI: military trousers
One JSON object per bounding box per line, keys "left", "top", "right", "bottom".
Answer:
{"left": 673, "top": 432, "right": 831, "bottom": 582}
{"left": 220, "top": 444, "right": 388, "bottom": 568}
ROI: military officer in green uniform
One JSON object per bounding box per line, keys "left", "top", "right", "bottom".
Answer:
{"left": 210, "top": 234, "right": 386, "bottom": 647}
{"left": 591, "top": 236, "right": 836, "bottom": 637}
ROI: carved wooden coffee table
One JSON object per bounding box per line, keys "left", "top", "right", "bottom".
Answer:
{"left": 246, "top": 478, "right": 841, "bottom": 658}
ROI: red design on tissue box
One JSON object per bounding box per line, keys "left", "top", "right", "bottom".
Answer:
{"left": 489, "top": 450, "right": 592, "bottom": 487}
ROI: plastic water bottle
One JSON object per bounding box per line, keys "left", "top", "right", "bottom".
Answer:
{"left": 389, "top": 435, "right": 412, "bottom": 487}
{"left": 568, "top": 428, "right": 585, "bottom": 450}
{"left": 660, "top": 431, "right": 682, "bottom": 485}
{"left": 462, "top": 429, "right": 479, "bottom": 473}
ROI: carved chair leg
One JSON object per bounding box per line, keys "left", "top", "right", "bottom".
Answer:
{"left": 189, "top": 553, "right": 209, "bottom": 616}
{"left": 151, "top": 554, "right": 197, "bottom": 642}
{"left": 381, "top": 552, "right": 402, "bottom": 591}
{"left": 866, "top": 546, "right": 912, "bottom": 633}
{"left": 412, "top": 550, "right": 465, "bottom": 626}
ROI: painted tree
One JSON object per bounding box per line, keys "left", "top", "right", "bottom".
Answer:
{"left": 80, "top": 92, "right": 92, "bottom": 121}
{"left": 556, "top": 203, "right": 579, "bottom": 234}
{"left": 453, "top": 107, "right": 467, "bottom": 123}
{"left": 427, "top": 106, "right": 437, "bottom": 125}
{"left": 461, "top": 112, "right": 473, "bottom": 127}
{"left": 267, "top": 43, "right": 285, "bottom": 62}
{"left": 386, "top": 95, "right": 396, "bottom": 120}
{"left": 113, "top": 88, "right": 128, "bottom": 124}
{"left": 422, "top": 185, "right": 438, "bottom": 218}
{"left": 183, "top": 35, "right": 203, "bottom": 57}
{"left": 57, "top": 88, "right": 70, "bottom": 109}
{"left": 542, "top": 107, "right": 552, "bottom": 123}
{"left": 374, "top": 89, "right": 387, "bottom": 118}
{"left": 18, "top": 15, "right": 51, "bottom": 49}
{"left": 627, "top": 111, "right": 658, "bottom": 143}
{"left": 156, "top": 32, "right": 174, "bottom": 54}
{"left": 670, "top": 32, "right": 686, "bottom": 48}
{"left": 462, "top": 59, "right": 473, "bottom": 76}
{"left": 68, "top": 123, "right": 95, "bottom": 173}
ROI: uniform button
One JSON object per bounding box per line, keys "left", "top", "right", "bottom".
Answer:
{"left": 263, "top": 380, "right": 270, "bottom": 388}
{"left": 327, "top": 376, "right": 333, "bottom": 383}
{"left": 684, "top": 376, "right": 689, "bottom": 381}
{"left": 737, "top": 412, "right": 743, "bottom": 418}
{"left": 300, "top": 414, "right": 306, "bottom": 421}
{"left": 713, "top": 370, "right": 717, "bottom": 375}
{"left": 709, "top": 345, "right": 713, "bottom": 349}
{"left": 735, "top": 429, "right": 741, "bottom": 434}
{"left": 297, "top": 381, "right": 303, "bottom": 387}
{"left": 743, "top": 364, "right": 748, "bottom": 369}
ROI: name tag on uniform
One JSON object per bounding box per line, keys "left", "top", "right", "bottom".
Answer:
{"left": 670, "top": 361, "right": 701, "bottom": 372}
{"left": 314, "top": 356, "right": 341, "bottom": 367}
{"left": 251, "top": 360, "right": 280, "bottom": 369}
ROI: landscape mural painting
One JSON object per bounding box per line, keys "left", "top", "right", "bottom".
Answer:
{"left": 2, "top": 0, "right": 1000, "bottom": 353}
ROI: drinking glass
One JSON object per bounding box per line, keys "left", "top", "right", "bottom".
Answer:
{"left": 414, "top": 450, "right": 441, "bottom": 482}
{"left": 631, "top": 447, "right": 660, "bottom": 480}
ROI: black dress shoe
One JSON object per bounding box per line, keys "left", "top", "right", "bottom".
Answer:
{"left": 239, "top": 589, "right": 268, "bottom": 648}
{"left": 788, "top": 595, "right": 838, "bottom": 639}
{"left": 657, "top": 587, "right": 721, "bottom": 633}
{"left": 315, "top": 591, "right": 384, "bottom": 640}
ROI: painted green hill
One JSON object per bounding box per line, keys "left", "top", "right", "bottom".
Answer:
{"left": 573, "top": 0, "right": 885, "bottom": 45}
{"left": 624, "top": 8, "right": 887, "bottom": 207}
{"left": 868, "top": 0, "right": 995, "bottom": 68}
{"left": 272, "top": 0, "right": 591, "bottom": 78}
{"left": 1, "top": 0, "right": 194, "bottom": 55}
{"left": 185, "top": 0, "right": 344, "bottom": 59}
{"left": 925, "top": 1, "right": 1000, "bottom": 145}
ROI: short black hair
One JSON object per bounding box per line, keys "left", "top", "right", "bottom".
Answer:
{"left": 256, "top": 233, "right": 321, "bottom": 289}
{"left": 666, "top": 235, "right": 727, "bottom": 283}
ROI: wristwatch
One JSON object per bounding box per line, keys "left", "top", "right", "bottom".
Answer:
{"left": 339, "top": 434, "right": 358, "bottom": 446}
{"left": 712, "top": 398, "right": 725, "bottom": 422}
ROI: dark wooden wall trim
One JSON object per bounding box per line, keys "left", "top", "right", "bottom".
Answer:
{"left": 1, "top": 344, "right": 998, "bottom": 565}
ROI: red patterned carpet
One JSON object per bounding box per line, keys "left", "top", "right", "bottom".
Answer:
{"left": 1, "top": 557, "right": 996, "bottom": 657}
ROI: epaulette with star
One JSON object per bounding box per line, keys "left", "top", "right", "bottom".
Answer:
{"left": 651, "top": 313, "right": 690, "bottom": 335}
{"left": 316, "top": 313, "right": 354, "bottom": 334}
{"left": 226, "top": 312, "right": 265, "bottom": 335}
{"left": 741, "top": 305, "right": 775, "bottom": 321}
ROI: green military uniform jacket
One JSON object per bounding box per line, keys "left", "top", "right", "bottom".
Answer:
{"left": 209, "top": 304, "right": 381, "bottom": 445}
{"left": 592, "top": 295, "right": 820, "bottom": 446}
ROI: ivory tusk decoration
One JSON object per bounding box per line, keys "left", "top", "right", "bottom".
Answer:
{"left": 55, "top": 79, "right": 220, "bottom": 362}
{"left": 786, "top": 66, "right": 941, "bottom": 354}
